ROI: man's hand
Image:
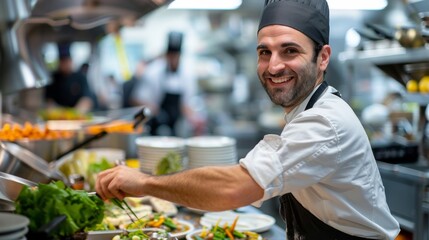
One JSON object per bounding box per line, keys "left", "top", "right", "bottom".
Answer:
{"left": 95, "top": 165, "right": 148, "bottom": 200}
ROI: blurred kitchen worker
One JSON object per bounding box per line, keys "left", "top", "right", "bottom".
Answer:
{"left": 96, "top": 0, "right": 399, "bottom": 239}
{"left": 45, "top": 42, "right": 94, "bottom": 113}
{"left": 131, "top": 31, "right": 205, "bottom": 136}
{"left": 122, "top": 60, "right": 148, "bottom": 108}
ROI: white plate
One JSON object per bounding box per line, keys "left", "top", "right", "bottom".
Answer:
{"left": 0, "top": 227, "right": 28, "bottom": 240}
{"left": 200, "top": 211, "right": 275, "bottom": 233}
{"left": 170, "top": 220, "right": 195, "bottom": 239}
{"left": 186, "top": 229, "right": 262, "bottom": 240}
{"left": 186, "top": 136, "right": 236, "bottom": 148}
{"left": 0, "top": 213, "right": 29, "bottom": 233}
{"left": 136, "top": 136, "right": 185, "bottom": 148}
{"left": 87, "top": 228, "right": 164, "bottom": 240}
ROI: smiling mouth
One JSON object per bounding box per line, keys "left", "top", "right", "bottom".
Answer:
{"left": 269, "top": 76, "right": 294, "bottom": 84}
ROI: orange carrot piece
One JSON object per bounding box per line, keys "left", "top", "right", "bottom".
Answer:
{"left": 230, "top": 216, "right": 239, "bottom": 232}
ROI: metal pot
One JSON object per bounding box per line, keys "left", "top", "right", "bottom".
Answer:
{"left": 0, "top": 141, "right": 67, "bottom": 184}
{"left": 394, "top": 27, "right": 426, "bottom": 48}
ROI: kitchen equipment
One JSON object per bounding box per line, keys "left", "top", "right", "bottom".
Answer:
{"left": 0, "top": 172, "right": 36, "bottom": 202}
{"left": 371, "top": 140, "right": 419, "bottom": 164}
{"left": 0, "top": 172, "right": 36, "bottom": 212}
{"left": 0, "top": 141, "right": 67, "bottom": 184}
{"left": 0, "top": 0, "right": 46, "bottom": 94}
{"left": 16, "top": 137, "right": 76, "bottom": 163}
{"left": 365, "top": 22, "right": 426, "bottom": 48}
{"left": 55, "top": 107, "right": 150, "bottom": 160}
{"left": 404, "top": 62, "right": 429, "bottom": 80}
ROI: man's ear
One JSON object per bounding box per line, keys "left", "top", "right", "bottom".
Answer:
{"left": 319, "top": 45, "right": 331, "bottom": 72}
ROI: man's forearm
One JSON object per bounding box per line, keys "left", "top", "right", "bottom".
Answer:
{"left": 142, "top": 165, "right": 263, "bottom": 211}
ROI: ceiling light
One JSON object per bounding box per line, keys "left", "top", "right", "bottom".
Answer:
{"left": 168, "top": 0, "right": 242, "bottom": 10}
{"left": 327, "top": 0, "right": 387, "bottom": 10}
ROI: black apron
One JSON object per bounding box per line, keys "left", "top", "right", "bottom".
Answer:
{"left": 279, "top": 82, "right": 371, "bottom": 240}
{"left": 148, "top": 69, "right": 182, "bottom": 136}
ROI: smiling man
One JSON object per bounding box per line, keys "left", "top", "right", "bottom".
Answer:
{"left": 96, "top": 0, "right": 400, "bottom": 239}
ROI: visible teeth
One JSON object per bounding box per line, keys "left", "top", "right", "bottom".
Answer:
{"left": 271, "top": 76, "right": 292, "bottom": 83}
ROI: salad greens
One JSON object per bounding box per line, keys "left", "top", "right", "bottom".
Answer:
{"left": 155, "top": 152, "right": 182, "bottom": 175}
{"left": 15, "top": 181, "right": 105, "bottom": 239}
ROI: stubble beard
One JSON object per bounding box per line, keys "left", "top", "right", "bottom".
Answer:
{"left": 260, "top": 63, "right": 319, "bottom": 109}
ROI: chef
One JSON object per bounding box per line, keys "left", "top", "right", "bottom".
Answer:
{"left": 133, "top": 31, "right": 204, "bottom": 136}
{"left": 96, "top": 0, "right": 400, "bottom": 239}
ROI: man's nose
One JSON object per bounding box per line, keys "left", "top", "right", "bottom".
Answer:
{"left": 268, "top": 55, "right": 285, "bottom": 75}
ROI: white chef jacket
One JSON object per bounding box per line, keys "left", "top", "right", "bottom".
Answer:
{"left": 132, "top": 57, "right": 197, "bottom": 108}
{"left": 240, "top": 86, "right": 400, "bottom": 239}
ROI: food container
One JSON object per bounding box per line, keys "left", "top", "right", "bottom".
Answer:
{"left": 0, "top": 172, "right": 37, "bottom": 212}
{"left": 0, "top": 172, "right": 36, "bottom": 202}
{"left": 16, "top": 138, "right": 76, "bottom": 163}
{"left": 87, "top": 132, "right": 142, "bottom": 158}
{"left": 0, "top": 141, "right": 67, "bottom": 184}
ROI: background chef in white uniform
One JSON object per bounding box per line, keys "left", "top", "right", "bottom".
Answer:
{"left": 132, "top": 31, "right": 206, "bottom": 136}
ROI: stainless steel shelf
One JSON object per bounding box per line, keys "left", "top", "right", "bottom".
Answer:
{"left": 403, "top": 93, "right": 429, "bottom": 106}
{"left": 339, "top": 47, "right": 429, "bottom": 65}
{"left": 339, "top": 46, "right": 429, "bottom": 85}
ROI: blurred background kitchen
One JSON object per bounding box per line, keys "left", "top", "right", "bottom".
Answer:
{"left": 1, "top": 0, "right": 429, "bottom": 239}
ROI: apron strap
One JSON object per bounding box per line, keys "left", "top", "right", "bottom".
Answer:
{"left": 305, "top": 81, "right": 341, "bottom": 110}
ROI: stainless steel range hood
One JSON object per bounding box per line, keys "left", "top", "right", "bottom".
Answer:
{"left": 0, "top": 0, "right": 172, "bottom": 95}
{"left": 0, "top": 0, "right": 38, "bottom": 95}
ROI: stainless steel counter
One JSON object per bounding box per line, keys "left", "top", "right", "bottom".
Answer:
{"left": 377, "top": 161, "right": 429, "bottom": 240}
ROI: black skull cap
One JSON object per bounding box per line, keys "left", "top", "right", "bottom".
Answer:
{"left": 258, "top": 0, "right": 330, "bottom": 45}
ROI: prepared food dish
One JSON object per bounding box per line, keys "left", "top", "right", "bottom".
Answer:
{"left": 86, "top": 120, "right": 143, "bottom": 135}
{"left": 39, "top": 107, "right": 92, "bottom": 121}
{"left": 111, "top": 229, "right": 169, "bottom": 240}
{"left": 125, "top": 213, "right": 188, "bottom": 233}
{"left": 0, "top": 122, "right": 74, "bottom": 141}
{"left": 188, "top": 217, "right": 261, "bottom": 240}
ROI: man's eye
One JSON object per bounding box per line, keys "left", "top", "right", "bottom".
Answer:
{"left": 285, "top": 48, "right": 299, "bottom": 54}
{"left": 258, "top": 50, "right": 270, "bottom": 56}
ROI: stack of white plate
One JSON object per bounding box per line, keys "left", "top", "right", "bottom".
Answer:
{"left": 186, "top": 136, "right": 237, "bottom": 168}
{"left": 136, "top": 136, "right": 186, "bottom": 174}
{"left": 0, "top": 213, "right": 29, "bottom": 240}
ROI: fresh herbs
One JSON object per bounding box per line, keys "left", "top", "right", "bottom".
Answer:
{"left": 15, "top": 181, "right": 105, "bottom": 239}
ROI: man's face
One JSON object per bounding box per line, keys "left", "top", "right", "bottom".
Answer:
{"left": 257, "top": 25, "right": 330, "bottom": 112}
{"left": 167, "top": 52, "right": 180, "bottom": 72}
{"left": 59, "top": 57, "right": 73, "bottom": 75}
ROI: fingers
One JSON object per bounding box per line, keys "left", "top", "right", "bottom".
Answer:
{"left": 96, "top": 166, "right": 120, "bottom": 200}
{"left": 95, "top": 165, "right": 136, "bottom": 201}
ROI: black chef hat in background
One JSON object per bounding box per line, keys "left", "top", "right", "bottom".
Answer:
{"left": 258, "top": 0, "right": 330, "bottom": 45}
{"left": 167, "top": 31, "right": 184, "bottom": 53}
{"left": 57, "top": 41, "right": 72, "bottom": 59}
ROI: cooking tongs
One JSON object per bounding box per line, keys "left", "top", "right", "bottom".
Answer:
{"left": 88, "top": 192, "right": 140, "bottom": 225}
{"left": 55, "top": 107, "right": 151, "bottom": 160}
